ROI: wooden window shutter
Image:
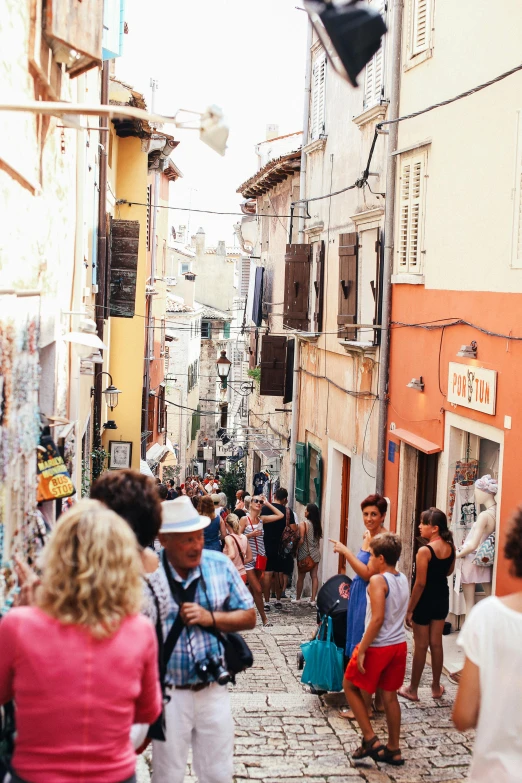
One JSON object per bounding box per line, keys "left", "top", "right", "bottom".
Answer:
{"left": 512, "top": 111, "right": 522, "bottom": 268}
{"left": 337, "top": 232, "right": 359, "bottom": 339}
{"left": 411, "top": 0, "right": 430, "bottom": 56}
{"left": 397, "top": 153, "right": 426, "bottom": 273}
{"left": 283, "top": 338, "right": 295, "bottom": 404}
{"left": 249, "top": 329, "right": 258, "bottom": 369}
{"left": 109, "top": 219, "right": 140, "bottom": 318}
{"left": 295, "top": 442, "right": 309, "bottom": 504}
{"left": 259, "top": 335, "right": 287, "bottom": 397}
{"left": 313, "top": 240, "right": 325, "bottom": 332}
{"left": 284, "top": 244, "right": 312, "bottom": 331}
{"left": 363, "top": 0, "right": 385, "bottom": 109}
{"left": 147, "top": 396, "right": 154, "bottom": 446}
{"left": 44, "top": 0, "right": 104, "bottom": 77}
{"left": 372, "top": 228, "right": 383, "bottom": 344}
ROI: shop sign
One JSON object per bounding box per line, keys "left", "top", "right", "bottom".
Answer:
{"left": 447, "top": 362, "right": 497, "bottom": 415}
{"left": 216, "top": 441, "right": 234, "bottom": 457}
{"left": 37, "top": 434, "right": 75, "bottom": 501}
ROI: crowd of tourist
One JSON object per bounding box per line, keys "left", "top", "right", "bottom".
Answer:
{"left": 1, "top": 470, "right": 521, "bottom": 782}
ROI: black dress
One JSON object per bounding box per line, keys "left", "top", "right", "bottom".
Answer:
{"left": 412, "top": 544, "right": 455, "bottom": 626}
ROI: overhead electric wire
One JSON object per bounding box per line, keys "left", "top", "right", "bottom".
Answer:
{"left": 116, "top": 199, "right": 301, "bottom": 219}
{"left": 391, "top": 318, "right": 522, "bottom": 341}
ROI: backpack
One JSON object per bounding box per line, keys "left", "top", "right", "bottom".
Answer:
{"left": 279, "top": 507, "right": 300, "bottom": 558}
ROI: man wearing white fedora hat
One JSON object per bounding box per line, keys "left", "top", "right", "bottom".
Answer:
{"left": 152, "top": 496, "right": 256, "bottom": 783}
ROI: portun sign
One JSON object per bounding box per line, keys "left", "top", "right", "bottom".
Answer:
{"left": 447, "top": 362, "right": 497, "bottom": 416}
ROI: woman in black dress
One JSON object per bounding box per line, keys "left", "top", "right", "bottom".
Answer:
{"left": 399, "top": 508, "right": 455, "bottom": 701}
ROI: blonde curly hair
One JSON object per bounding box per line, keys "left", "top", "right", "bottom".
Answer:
{"left": 37, "top": 499, "right": 143, "bottom": 638}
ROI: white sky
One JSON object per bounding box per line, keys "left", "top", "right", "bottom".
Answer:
{"left": 117, "top": 0, "right": 308, "bottom": 246}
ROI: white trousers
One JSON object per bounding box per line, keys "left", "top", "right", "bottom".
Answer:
{"left": 152, "top": 683, "right": 234, "bottom": 783}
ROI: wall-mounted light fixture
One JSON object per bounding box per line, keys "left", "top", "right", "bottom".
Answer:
{"left": 406, "top": 377, "right": 424, "bottom": 392}
{"left": 457, "top": 341, "right": 477, "bottom": 359}
{"left": 90, "top": 371, "right": 122, "bottom": 410}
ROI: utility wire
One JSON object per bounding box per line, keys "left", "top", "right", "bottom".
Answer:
{"left": 391, "top": 319, "right": 522, "bottom": 341}
{"left": 117, "top": 199, "right": 302, "bottom": 219}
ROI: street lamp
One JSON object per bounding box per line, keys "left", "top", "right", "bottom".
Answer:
{"left": 91, "top": 371, "right": 122, "bottom": 411}
{"left": 216, "top": 351, "right": 232, "bottom": 388}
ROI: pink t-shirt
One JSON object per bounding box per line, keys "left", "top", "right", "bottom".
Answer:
{"left": 0, "top": 606, "right": 162, "bottom": 783}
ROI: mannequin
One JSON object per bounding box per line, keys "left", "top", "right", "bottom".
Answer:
{"left": 455, "top": 475, "right": 497, "bottom": 618}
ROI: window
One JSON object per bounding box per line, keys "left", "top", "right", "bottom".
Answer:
{"left": 397, "top": 150, "right": 428, "bottom": 274}
{"left": 160, "top": 318, "right": 166, "bottom": 356}
{"left": 180, "top": 261, "right": 190, "bottom": 275}
{"left": 313, "top": 241, "right": 325, "bottom": 332}
{"left": 148, "top": 316, "right": 155, "bottom": 358}
{"left": 283, "top": 244, "right": 312, "bottom": 331}
{"left": 109, "top": 219, "right": 140, "bottom": 318}
{"left": 310, "top": 54, "right": 326, "bottom": 141}
{"left": 223, "top": 322, "right": 231, "bottom": 339}
{"left": 259, "top": 336, "right": 287, "bottom": 396}
{"left": 157, "top": 386, "right": 166, "bottom": 432}
{"left": 295, "top": 443, "right": 309, "bottom": 504}
{"left": 512, "top": 110, "right": 522, "bottom": 269}
{"left": 363, "top": 0, "right": 386, "bottom": 110}
{"left": 146, "top": 185, "right": 152, "bottom": 251}
{"left": 295, "top": 443, "right": 323, "bottom": 507}
{"left": 408, "top": 0, "right": 432, "bottom": 60}
{"left": 201, "top": 321, "right": 211, "bottom": 339}
{"left": 191, "top": 405, "right": 201, "bottom": 441}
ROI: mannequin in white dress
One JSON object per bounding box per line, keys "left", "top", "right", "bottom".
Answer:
{"left": 455, "top": 476, "right": 497, "bottom": 618}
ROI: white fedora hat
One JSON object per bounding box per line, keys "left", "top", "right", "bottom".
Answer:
{"left": 160, "top": 496, "right": 210, "bottom": 534}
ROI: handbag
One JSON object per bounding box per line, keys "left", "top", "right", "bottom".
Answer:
{"left": 472, "top": 532, "right": 495, "bottom": 566}
{"left": 248, "top": 517, "right": 267, "bottom": 571}
{"left": 297, "top": 525, "right": 316, "bottom": 573}
{"left": 300, "top": 617, "right": 344, "bottom": 692}
{"left": 205, "top": 627, "right": 254, "bottom": 682}
{"left": 279, "top": 507, "right": 300, "bottom": 558}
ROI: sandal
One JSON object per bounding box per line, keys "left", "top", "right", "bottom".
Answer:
{"left": 376, "top": 746, "right": 405, "bottom": 766}
{"left": 262, "top": 621, "right": 273, "bottom": 627}
{"left": 338, "top": 706, "right": 355, "bottom": 720}
{"left": 352, "top": 735, "right": 385, "bottom": 761}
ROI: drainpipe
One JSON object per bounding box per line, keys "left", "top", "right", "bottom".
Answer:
{"left": 376, "top": 0, "right": 404, "bottom": 494}
{"left": 289, "top": 19, "right": 313, "bottom": 506}
{"left": 94, "top": 63, "right": 109, "bottom": 448}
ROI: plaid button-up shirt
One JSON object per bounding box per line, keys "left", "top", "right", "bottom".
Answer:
{"left": 162, "top": 549, "right": 254, "bottom": 686}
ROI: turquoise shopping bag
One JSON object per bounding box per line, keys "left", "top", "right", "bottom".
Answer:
{"left": 300, "top": 616, "right": 344, "bottom": 692}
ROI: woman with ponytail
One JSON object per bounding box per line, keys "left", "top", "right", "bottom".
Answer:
{"left": 399, "top": 508, "right": 455, "bottom": 702}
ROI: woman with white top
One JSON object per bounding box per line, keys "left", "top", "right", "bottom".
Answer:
{"left": 240, "top": 494, "right": 283, "bottom": 627}
{"left": 453, "top": 506, "right": 522, "bottom": 782}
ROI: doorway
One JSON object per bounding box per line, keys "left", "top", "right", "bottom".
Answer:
{"left": 338, "top": 454, "right": 351, "bottom": 573}
{"left": 397, "top": 444, "right": 438, "bottom": 584}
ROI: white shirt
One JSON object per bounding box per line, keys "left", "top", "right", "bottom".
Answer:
{"left": 458, "top": 596, "right": 522, "bottom": 782}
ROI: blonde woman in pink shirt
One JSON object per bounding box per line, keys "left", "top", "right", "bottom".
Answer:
{"left": 0, "top": 500, "right": 162, "bottom": 783}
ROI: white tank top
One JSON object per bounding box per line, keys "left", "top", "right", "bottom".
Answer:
{"left": 365, "top": 571, "right": 409, "bottom": 647}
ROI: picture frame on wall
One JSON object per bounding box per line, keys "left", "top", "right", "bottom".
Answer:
{"left": 109, "top": 441, "right": 132, "bottom": 470}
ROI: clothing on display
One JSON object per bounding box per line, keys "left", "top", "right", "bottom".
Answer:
{"left": 458, "top": 507, "right": 495, "bottom": 587}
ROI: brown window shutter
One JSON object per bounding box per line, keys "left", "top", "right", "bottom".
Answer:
{"left": 110, "top": 219, "right": 140, "bottom": 318}
{"left": 147, "top": 395, "right": 155, "bottom": 445}
{"left": 259, "top": 335, "right": 287, "bottom": 396}
{"left": 249, "top": 329, "right": 258, "bottom": 370}
{"left": 337, "top": 232, "right": 358, "bottom": 339}
{"left": 313, "top": 240, "right": 325, "bottom": 332}
{"left": 44, "top": 0, "right": 104, "bottom": 77}
{"left": 283, "top": 244, "right": 312, "bottom": 331}
{"left": 372, "top": 228, "right": 382, "bottom": 345}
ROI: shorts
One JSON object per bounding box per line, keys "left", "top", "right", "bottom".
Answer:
{"left": 345, "top": 642, "right": 407, "bottom": 694}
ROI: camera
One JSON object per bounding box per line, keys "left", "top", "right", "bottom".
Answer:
{"left": 195, "top": 655, "right": 231, "bottom": 686}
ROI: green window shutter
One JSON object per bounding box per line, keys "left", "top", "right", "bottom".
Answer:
{"left": 295, "top": 442, "right": 309, "bottom": 504}
{"left": 314, "top": 453, "right": 323, "bottom": 509}
{"left": 223, "top": 322, "right": 231, "bottom": 338}
{"left": 191, "top": 405, "right": 201, "bottom": 441}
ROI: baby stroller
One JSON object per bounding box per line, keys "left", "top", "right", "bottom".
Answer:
{"left": 297, "top": 573, "right": 352, "bottom": 676}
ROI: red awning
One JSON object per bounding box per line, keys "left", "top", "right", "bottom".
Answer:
{"left": 389, "top": 428, "right": 441, "bottom": 455}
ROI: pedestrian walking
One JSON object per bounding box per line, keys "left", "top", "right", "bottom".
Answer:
{"left": 331, "top": 493, "right": 389, "bottom": 718}
{"left": 241, "top": 495, "right": 283, "bottom": 627}
{"left": 152, "top": 496, "right": 256, "bottom": 783}
{"left": 344, "top": 533, "right": 409, "bottom": 766}
{"left": 399, "top": 508, "right": 455, "bottom": 702}
{"left": 223, "top": 513, "right": 252, "bottom": 583}
{"left": 294, "top": 503, "right": 322, "bottom": 606}
{"left": 452, "top": 505, "right": 522, "bottom": 782}
{"left": 200, "top": 494, "right": 223, "bottom": 552}
{"left": 262, "top": 487, "right": 296, "bottom": 608}
{"left": 157, "top": 483, "right": 169, "bottom": 501}
{"left": 167, "top": 480, "right": 178, "bottom": 500}
{"left": 235, "top": 495, "right": 250, "bottom": 520}
{"left": 0, "top": 500, "right": 162, "bottom": 783}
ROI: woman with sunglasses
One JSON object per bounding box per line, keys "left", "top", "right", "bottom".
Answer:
{"left": 240, "top": 494, "right": 283, "bottom": 627}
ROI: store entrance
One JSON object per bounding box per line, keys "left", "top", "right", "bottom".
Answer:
{"left": 398, "top": 444, "right": 438, "bottom": 585}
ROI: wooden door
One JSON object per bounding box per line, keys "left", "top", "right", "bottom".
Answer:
{"left": 338, "top": 454, "right": 351, "bottom": 573}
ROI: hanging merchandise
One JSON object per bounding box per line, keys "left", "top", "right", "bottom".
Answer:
{"left": 36, "top": 432, "right": 75, "bottom": 502}
{"left": 453, "top": 483, "right": 477, "bottom": 547}
{"left": 448, "top": 460, "right": 478, "bottom": 617}
{"left": 448, "top": 460, "right": 478, "bottom": 523}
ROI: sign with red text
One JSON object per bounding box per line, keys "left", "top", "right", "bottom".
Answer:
{"left": 447, "top": 363, "right": 497, "bottom": 415}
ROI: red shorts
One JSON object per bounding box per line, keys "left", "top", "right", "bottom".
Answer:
{"left": 345, "top": 642, "right": 407, "bottom": 694}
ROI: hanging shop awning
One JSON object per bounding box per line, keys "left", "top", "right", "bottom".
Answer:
{"left": 389, "top": 428, "right": 441, "bottom": 455}
{"left": 140, "top": 459, "right": 155, "bottom": 477}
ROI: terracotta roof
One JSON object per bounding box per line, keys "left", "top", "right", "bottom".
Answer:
{"left": 237, "top": 149, "right": 301, "bottom": 198}
{"left": 195, "top": 302, "right": 231, "bottom": 321}
{"left": 166, "top": 295, "right": 194, "bottom": 313}
{"left": 109, "top": 78, "right": 152, "bottom": 139}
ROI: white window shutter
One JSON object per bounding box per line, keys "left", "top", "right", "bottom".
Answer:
{"left": 512, "top": 111, "right": 522, "bottom": 268}
{"left": 398, "top": 162, "right": 411, "bottom": 269}
{"left": 363, "top": 0, "right": 385, "bottom": 110}
{"left": 397, "top": 153, "right": 426, "bottom": 273}
{"left": 310, "top": 54, "right": 326, "bottom": 140}
{"left": 412, "top": 0, "right": 430, "bottom": 56}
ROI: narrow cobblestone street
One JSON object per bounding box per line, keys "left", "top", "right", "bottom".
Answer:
{"left": 139, "top": 603, "right": 473, "bottom": 782}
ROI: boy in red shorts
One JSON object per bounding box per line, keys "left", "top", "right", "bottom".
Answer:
{"left": 344, "top": 533, "right": 409, "bottom": 766}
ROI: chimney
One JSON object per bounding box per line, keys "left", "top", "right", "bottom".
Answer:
{"left": 266, "top": 124, "right": 279, "bottom": 141}
{"left": 216, "top": 240, "right": 226, "bottom": 257}
{"left": 195, "top": 227, "right": 206, "bottom": 256}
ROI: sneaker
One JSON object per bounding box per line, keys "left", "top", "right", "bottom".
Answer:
{"left": 310, "top": 601, "right": 317, "bottom": 608}
{"left": 291, "top": 598, "right": 301, "bottom": 605}
{"left": 264, "top": 603, "right": 271, "bottom": 611}
{"left": 274, "top": 601, "right": 283, "bottom": 609}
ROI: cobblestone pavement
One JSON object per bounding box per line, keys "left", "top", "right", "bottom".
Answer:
{"left": 138, "top": 602, "right": 473, "bottom": 782}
